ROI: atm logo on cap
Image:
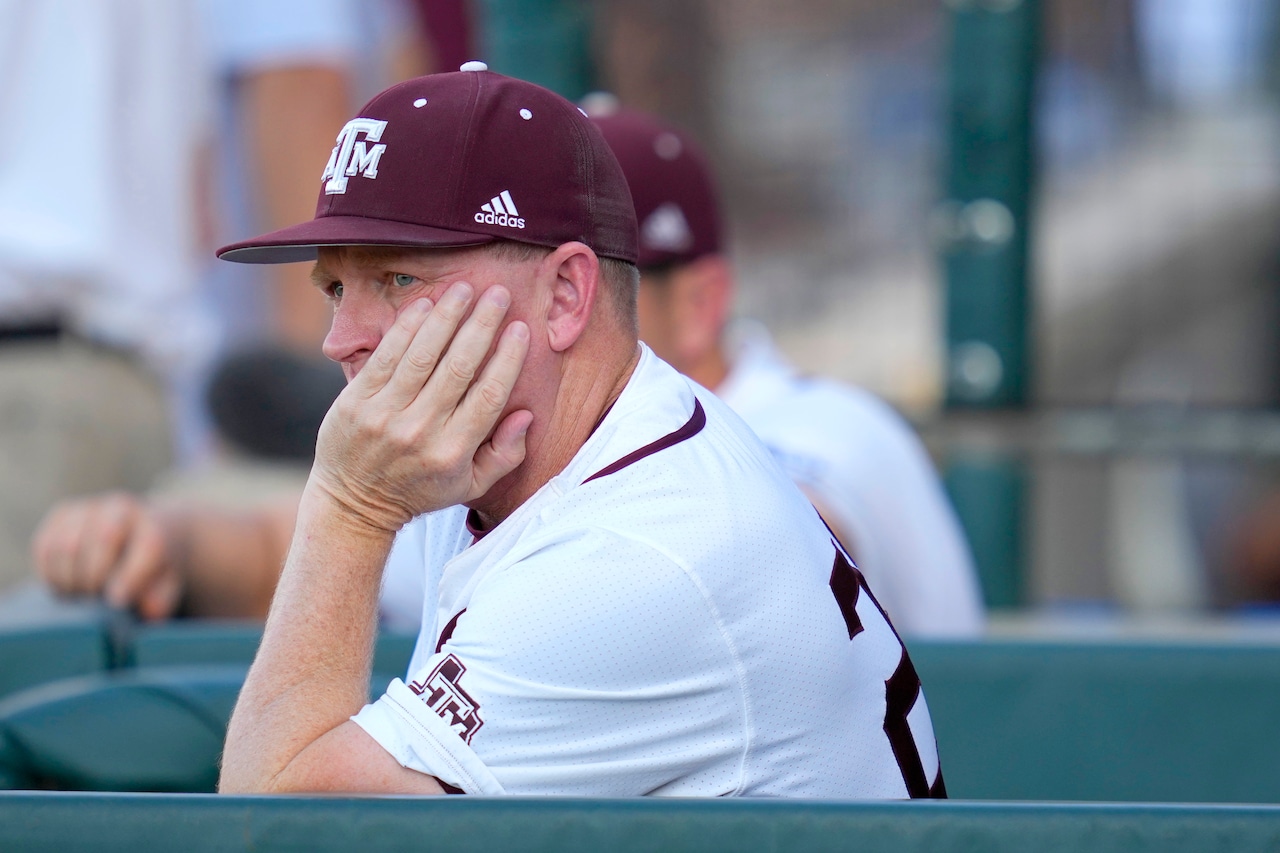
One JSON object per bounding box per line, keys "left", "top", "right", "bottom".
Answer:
{"left": 475, "top": 191, "right": 526, "bottom": 229}
{"left": 321, "top": 118, "right": 388, "bottom": 195}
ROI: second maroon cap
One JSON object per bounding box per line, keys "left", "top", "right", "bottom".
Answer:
{"left": 586, "top": 105, "right": 723, "bottom": 270}
{"left": 218, "top": 63, "right": 638, "bottom": 265}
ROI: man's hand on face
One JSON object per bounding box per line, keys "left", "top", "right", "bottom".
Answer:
{"left": 311, "top": 281, "right": 532, "bottom": 533}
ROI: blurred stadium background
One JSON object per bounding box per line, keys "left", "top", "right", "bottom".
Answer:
{"left": 10, "top": 1, "right": 1280, "bottom": 825}
{"left": 6, "top": 0, "right": 1280, "bottom": 628}
{"left": 488, "top": 0, "right": 1280, "bottom": 625}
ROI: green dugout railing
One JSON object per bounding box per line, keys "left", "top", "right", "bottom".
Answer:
{"left": 0, "top": 621, "right": 111, "bottom": 699}
{"left": 913, "top": 640, "right": 1280, "bottom": 802}
{"left": 5, "top": 632, "right": 1280, "bottom": 802}
{"left": 2, "top": 793, "right": 1279, "bottom": 853}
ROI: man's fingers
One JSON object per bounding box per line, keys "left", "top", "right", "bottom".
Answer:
{"left": 77, "top": 495, "right": 139, "bottom": 595}
{"left": 418, "top": 284, "right": 508, "bottom": 406}
{"left": 348, "top": 297, "right": 433, "bottom": 398}
{"left": 453, "top": 317, "right": 528, "bottom": 434}
{"left": 34, "top": 502, "right": 91, "bottom": 594}
{"left": 460, "top": 320, "right": 531, "bottom": 499}
{"left": 381, "top": 281, "right": 475, "bottom": 406}
{"left": 136, "top": 568, "right": 183, "bottom": 622}
{"left": 471, "top": 409, "right": 533, "bottom": 499}
{"left": 32, "top": 503, "right": 72, "bottom": 587}
{"left": 103, "top": 517, "right": 175, "bottom": 616}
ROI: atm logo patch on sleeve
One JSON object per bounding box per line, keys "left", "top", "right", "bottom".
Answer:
{"left": 408, "top": 654, "right": 485, "bottom": 744}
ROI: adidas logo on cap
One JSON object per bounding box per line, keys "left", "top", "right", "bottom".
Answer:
{"left": 475, "top": 190, "right": 526, "bottom": 229}
{"left": 641, "top": 202, "right": 692, "bottom": 252}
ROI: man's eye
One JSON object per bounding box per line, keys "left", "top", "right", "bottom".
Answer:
{"left": 393, "top": 273, "right": 417, "bottom": 287}
{"left": 331, "top": 283, "right": 343, "bottom": 299}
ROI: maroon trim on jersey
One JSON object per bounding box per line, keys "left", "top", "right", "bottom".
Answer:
{"left": 465, "top": 509, "right": 490, "bottom": 542}
{"left": 825, "top": 543, "right": 942, "bottom": 799}
{"left": 827, "top": 526, "right": 910, "bottom": 651}
{"left": 435, "top": 608, "right": 467, "bottom": 654}
{"left": 439, "top": 780, "right": 466, "bottom": 795}
{"left": 884, "top": 649, "right": 932, "bottom": 799}
{"left": 589, "top": 399, "right": 617, "bottom": 437}
{"left": 582, "top": 399, "right": 706, "bottom": 484}
{"left": 828, "top": 550, "right": 865, "bottom": 640}
{"left": 816, "top": 508, "right": 858, "bottom": 566}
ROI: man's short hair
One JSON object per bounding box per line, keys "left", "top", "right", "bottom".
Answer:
{"left": 484, "top": 241, "right": 639, "bottom": 333}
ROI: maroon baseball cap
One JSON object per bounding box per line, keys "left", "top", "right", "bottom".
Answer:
{"left": 584, "top": 101, "right": 722, "bottom": 269}
{"left": 218, "top": 63, "right": 638, "bottom": 265}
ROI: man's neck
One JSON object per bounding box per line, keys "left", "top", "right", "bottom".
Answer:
{"left": 470, "top": 341, "right": 642, "bottom": 527}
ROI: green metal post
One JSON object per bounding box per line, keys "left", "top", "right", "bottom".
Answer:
{"left": 943, "top": 454, "right": 1028, "bottom": 609}
{"left": 475, "top": 0, "right": 597, "bottom": 100}
{"left": 938, "top": 0, "right": 1040, "bottom": 608}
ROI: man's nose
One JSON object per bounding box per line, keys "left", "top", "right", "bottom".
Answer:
{"left": 321, "top": 290, "right": 387, "bottom": 365}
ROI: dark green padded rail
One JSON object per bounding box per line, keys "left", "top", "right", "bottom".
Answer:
{"left": 6, "top": 635, "right": 1280, "bottom": 802}
{"left": 2, "top": 793, "right": 1280, "bottom": 853}
{"left": 0, "top": 619, "right": 412, "bottom": 700}
{"left": 131, "top": 620, "right": 264, "bottom": 668}
{"left": 134, "top": 622, "right": 418, "bottom": 684}
{"left": 0, "top": 621, "right": 111, "bottom": 700}
{"left": 0, "top": 661, "right": 415, "bottom": 792}
{"left": 0, "top": 665, "right": 245, "bottom": 792}
{"left": 911, "top": 640, "right": 1280, "bottom": 803}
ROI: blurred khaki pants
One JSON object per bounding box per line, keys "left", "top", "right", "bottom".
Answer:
{"left": 0, "top": 338, "right": 171, "bottom": 592}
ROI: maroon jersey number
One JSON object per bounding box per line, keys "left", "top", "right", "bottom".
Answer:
{"left": 829, "top": 548, "right": 946, "bottom": 798}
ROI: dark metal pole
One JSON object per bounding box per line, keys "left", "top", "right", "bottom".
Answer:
{"left": 475, "top": 0, "right": 597, "bottom": 100}
{"left": 938, "top": 0, "right": 1041, "bottom": 608}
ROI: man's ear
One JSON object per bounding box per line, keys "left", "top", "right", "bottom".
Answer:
{"left": 672, "top": 254, "right": 734, "bottom": 361}
{"left": 541, "top": 242, "right": 599, "bottom": 353}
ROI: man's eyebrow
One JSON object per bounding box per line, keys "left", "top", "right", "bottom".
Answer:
{"left": 310, "top": 263, "right": 335, "bottom": 289}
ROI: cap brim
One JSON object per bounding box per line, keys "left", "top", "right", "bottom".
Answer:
{"left": 217, "top": 216, "right": 497, "bottom": 264}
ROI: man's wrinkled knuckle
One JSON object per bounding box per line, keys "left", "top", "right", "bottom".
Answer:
{"left": 351, "top": 401, "right": 388, "bottom": 430}
{"left": 475, "top": 377, "right": 509, "bottom": 411}
{"left": 406, "top": 349, "right": 438, "bottom": 373}
{"left": 446, "top": 356, "right": 476, "bottom": 385}
{"left": 388, "top": 422, "right": 423, "bottom": 453}
{"left": 438, "top": 299, "right": 467, "bottom": 324}
{"left": 473, "top": 305, "right": 502, "bottom": 329}
{"left": 422, "top": 442, "right": 455, "bottom": 469}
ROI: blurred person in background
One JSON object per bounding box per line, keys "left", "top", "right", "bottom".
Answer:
{"left": 0, "top": 0, "right": 218, "bottom": 594}
{"left": 586, "top": 102, "right": 985, "bottom": 637}
{"left": 199, "top": 0, "right": 449, "bottom": 357}
{"left": 183, "top": 0, "right": 437, "bottom": 477}
{"left": 16, "top": 0, "right": 471, "bottom": 624}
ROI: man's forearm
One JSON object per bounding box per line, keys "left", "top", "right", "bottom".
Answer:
{"left": 218, "top": 482, "right": 393, "bottom": 792}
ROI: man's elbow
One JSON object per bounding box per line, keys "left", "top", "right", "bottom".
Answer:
{"left": 219, "top": 741, "right": 449, "bottom": 796}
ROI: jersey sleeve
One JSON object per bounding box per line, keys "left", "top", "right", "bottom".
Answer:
{"left": 353, "top": 527, "right": 749, "bottom": 796}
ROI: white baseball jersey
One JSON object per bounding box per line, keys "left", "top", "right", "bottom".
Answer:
{"left": 716, "top": 322, "right": 985, "bottom": 638}
{"left": 354, "top": 345, "right": 944, "bottom": 798}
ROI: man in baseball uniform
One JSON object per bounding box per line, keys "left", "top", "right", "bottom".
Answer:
{"left": 586, "top": 106, "right": 986, "bottom": 639}
{"left": 213, "top": 65, "right": 944, "bottom": 798}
